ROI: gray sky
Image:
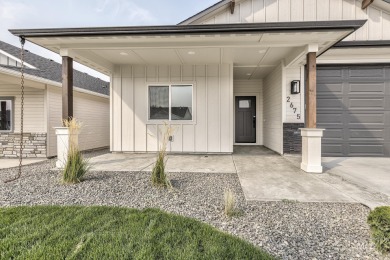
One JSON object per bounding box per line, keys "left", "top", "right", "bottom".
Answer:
{"left": 0, "top": 0, "right": 218, "bottom": 81}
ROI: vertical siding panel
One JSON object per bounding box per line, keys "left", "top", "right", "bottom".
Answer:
{"left": 182, "top": 125, "right": 195, "bottom": 152}
{"left": 342, "top": 0, "right": 355, "bottom": 20}
{"left": 215, "top": 11, "right": 229, "bottom": 23}
{"left": 383, "top": 12, "right": 390, "bottom": 39}
{"left": 146, "top": 66, "right": 157, "bottom": 82}
{"left": 253, "top": 0, "right": 266, "bottom": 22}
{"left": 147, "top": 124, "right": 158, "bottom": 152}
{"left": 278, "top": 0, "right": 290, "bottom": 22}
{"left": 170, "top": 65, "right": 181, "bottom": 82}
{"left": 195, "top": 75, "right": 207, "bottom": 152}
{"left": 329, "top": 0, "right": 342, "bottom": 20}
{"left": 316, "top": 0, "right": 330, "bottom": 21}
{"left": 207, "top": 75, "right": 220, "bottom": 152}
{"left": 182, "top": 65, "right": 194, "bottom": 81}
{"left": 121, "top": 65, "right": 133, "bottom": 151}
{"left": 158, "top": 65, "right": 169, "bottom": 82}
{"left": 355, "top": 1, "right": 368, "bottom": 40}
{"left": 229, "top": 4, "right": 240, "bottom": 23}
{"left": 265, "top": 0, "right": 279, "bottom": 22}
{"left": 134, "top": 66, "right": 147, "bottom": 151}
{"left": 290, "top": 0, "right": 304, "bottom": 21}
{"left": 368, "top": 7, "right": 383, "bottom": 40}
{"left": 170, "top": 124, "right": 183, "bottom": 152}
{"left": 240, "top": 0, "right": 253, "bottom": 22}
{"left": 112, "top": 74, "right": 122, "bottom": 151}
{"left": 220, "top": 64, "right": 231, "bottom": 152}
{"left": 263, "top": 64, "right": 283, "bottom": 154}
{"left": 195, "top": 65, "right": 207, "bottom": 152}
{"left": 303, "top": 0, "right": 316, "bottom": 21}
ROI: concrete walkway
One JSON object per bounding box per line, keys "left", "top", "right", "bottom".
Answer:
{"left": 233, "top": 146, "right": 354, "bottom": 203}
{"left": 89, "top": 147, "right": 390, "bottom": 208}
{"left": 0, "top": 158, "right": 47, "bottom": 169}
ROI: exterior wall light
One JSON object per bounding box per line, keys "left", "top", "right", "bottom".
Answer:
{"left": 291, "top": 80, "right": 300, "bottom": 94}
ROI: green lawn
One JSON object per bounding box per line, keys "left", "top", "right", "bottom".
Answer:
{"left": 0, "top": 206, "right": 274, "bottom": 259}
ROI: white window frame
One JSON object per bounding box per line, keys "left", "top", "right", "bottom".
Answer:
{"left": 147, "top": 83, "right": 195, "bottom": 124}
{"left": 0, "top": 97, "right": 14, "bottom": 133}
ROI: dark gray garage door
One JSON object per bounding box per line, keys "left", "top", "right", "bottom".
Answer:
{"left": 317, "top": 65, "right": 390, "bottom": 157}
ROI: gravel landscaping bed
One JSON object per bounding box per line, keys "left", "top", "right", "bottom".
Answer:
{"left": 0, "top": 150, "right": 388, "bottom": 260}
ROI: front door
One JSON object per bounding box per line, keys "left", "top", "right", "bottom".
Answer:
{"left": 235, "top": 96, "right": 256, "bottom": 143}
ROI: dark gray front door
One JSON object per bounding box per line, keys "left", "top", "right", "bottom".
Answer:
{"left": 235, "top": 96, "right": 256, "bottom": 143}
{"left": 317, "top": 65, "right": 390, "bottom": 157}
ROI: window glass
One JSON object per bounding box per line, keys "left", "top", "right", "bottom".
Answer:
{"left": 0, "top": 100, "right": 12, "bottom": 131}
{"left": 149, "top": 86, "right": 169, "bottom": 120}
{"left": 239, "top": 100, "right": 251, "bottom": 108}
{"left": 171, "top": 85, "right": 192, "bottom": 120}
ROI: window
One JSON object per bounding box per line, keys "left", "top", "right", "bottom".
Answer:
{"left": 0, "top": 98, "right": 13, "bottom": 132}
{"left": 239, "top": 100, "right": 251, "bottom": 108}
{"left": 149, "top": 84, "right": 193, "bottom": 121}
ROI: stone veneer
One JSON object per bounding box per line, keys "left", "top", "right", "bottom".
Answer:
{"left": 0, "top": 133, "right": 47, "bottom": 158}
{"left": 283, "top": 123, "right": 304, "bottom": 154}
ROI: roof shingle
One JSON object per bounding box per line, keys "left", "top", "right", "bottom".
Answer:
{"left": 0, "top": 40, "right": 109, "bottom": 96}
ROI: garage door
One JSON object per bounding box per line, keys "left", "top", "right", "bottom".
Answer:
{"left": 317, "top": 65, "right": 390, "bottom": 157}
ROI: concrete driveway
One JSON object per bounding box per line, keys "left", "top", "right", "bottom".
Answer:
{"left": 322, "top": 157, "right": 390, "bottom": 197}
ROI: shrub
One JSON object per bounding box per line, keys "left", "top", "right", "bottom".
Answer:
{"left": 151, "top": 123, "right": 175, "bottom": 188}
{"left": 62, "top": 118, "right": 90, "bottom": 184}
{"left": 224, "top": 188, "right": 237, "bottom": 218}
{"left": 367, "top": 206, "right": 390, "bottom": 254}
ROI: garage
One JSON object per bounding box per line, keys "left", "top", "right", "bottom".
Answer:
{"left": 317, "top": 65, "right": 390, "bottom": 157}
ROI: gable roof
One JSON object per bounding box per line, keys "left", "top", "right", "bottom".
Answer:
{"left": 0, "top": 40, "right": 109, "bottom": 96}
{"left": 179, "top": 0, "right": 390, "bottom": 25}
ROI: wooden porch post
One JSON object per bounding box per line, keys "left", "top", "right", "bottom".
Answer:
{"left": 62, "top": 56, "right": 73, "bottom": 121}
{"left": 305, "top": 52, "right": 316, "bottom": 128}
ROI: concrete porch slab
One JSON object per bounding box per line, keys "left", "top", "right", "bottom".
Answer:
{"left": 89, "top": 153, "right": 236, "bottom": 173}
{"left": 0, "top": 158, "right": 47, "bottom": 169}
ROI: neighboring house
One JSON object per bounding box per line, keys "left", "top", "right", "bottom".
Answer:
{"left": 0, "top": 41, "right": 110, "bottom": 158}
{"left": 9, "top": 0, "right": 390, "bottom": 157}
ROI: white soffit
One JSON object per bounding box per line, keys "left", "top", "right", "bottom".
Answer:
{"left": 25, "top": 30, "right": 352, "bottom": 75}
{"left": 318, "top": 47, "right": 390, "bottom": 64}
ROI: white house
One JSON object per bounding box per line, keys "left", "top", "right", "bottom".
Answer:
{"left": 0, "top": 41, "right": 110, "bottom": 158}
{"left": 9, "top": 0, "right": 390, "bottom": 162}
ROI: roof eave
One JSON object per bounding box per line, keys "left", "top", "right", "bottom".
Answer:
{"left": 9, "top": 20, "right": 366, "bottom": 38}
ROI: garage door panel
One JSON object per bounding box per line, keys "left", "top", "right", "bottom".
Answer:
{"left": 348, "top": 98, "right": 385, "bottom": 110}
{"left": 317, "top": 83, "right": 343, "bottom": 94}
{"left": 348, "top": 83, "right": 385, "bottom": 94}
{"left": 322, "top": 143, "right": 344, "bottom": 155}
{"left": 347, "top": 129, "right": 386, "bottom": 140}
{"left": 348, "top": 113, "right": 386, "bottom": 125}
{"left": 317, "top": 65, "right": 390, "bottom": 157}
{"left": 348, "top": 144, "right": 385, "bottom": 156}
{"left": 317, "top": 97, "right": 344, "bottom": 110}
{"left": 349, "top": 68, "right": 385, "bottom": 78}
{"left": 317, "top": 113, "right": 343, "bottom": 124}
{"left": 317, "top": 68, "right": 342, "bottom": 78}
{"left": 322, "top": 128, "right": 343, "bottom": 139}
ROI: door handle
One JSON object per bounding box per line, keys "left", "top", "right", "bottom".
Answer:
{"left": 253, "top": 116, "right": 256, "bottom": 128}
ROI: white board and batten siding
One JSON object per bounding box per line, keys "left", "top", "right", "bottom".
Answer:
{"left": 284, "top": 66, "right": 305, "bottom": 124}
{"left": 263, "top": 64, "right": 284, "bottom": 154}
{"left": 111, "top": 64, "right": 234, "bottom": 153}
{"left": 199, "top": 0, "right": 390, "bottom": 41}
{"left": 233, "top": 80, "right": 264, "bottom": 145}
{"left": 0, "top": 85, "right": 45, "bottom": 133}
{"left": 47, "top": 86, "right": 110, "bottom": 157}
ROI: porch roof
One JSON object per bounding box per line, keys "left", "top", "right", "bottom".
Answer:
{"left": 10, "top": 20, "right": 365, "bottom": 79}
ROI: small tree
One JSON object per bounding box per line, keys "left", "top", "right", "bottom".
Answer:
{"left": 151, "top": 123, "right": 175, "bottom": 188}
{"left": 62, "top": 118, "right": 90, "bottom": 184}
